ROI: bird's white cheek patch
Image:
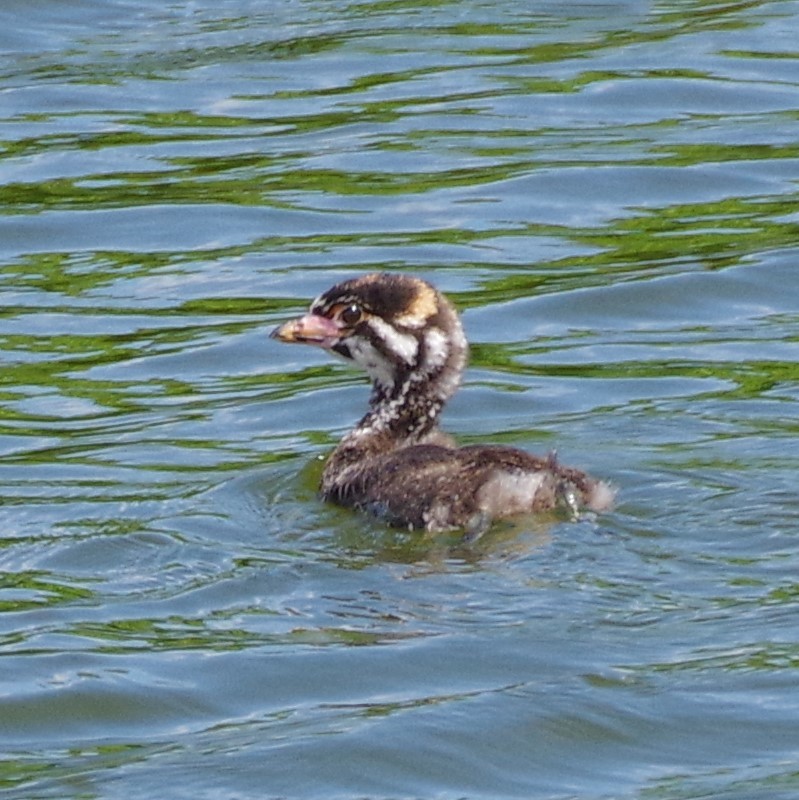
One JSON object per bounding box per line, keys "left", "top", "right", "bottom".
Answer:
{"left": 349, "top": 338, "right": 397, "bottom": 390}
{"left": 424, "top": 328, "right": 449, "bottom": 368}
{"left": 369, "top": 318, "right": 419, "bottom": 364}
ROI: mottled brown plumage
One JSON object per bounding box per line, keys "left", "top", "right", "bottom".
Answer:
{"left": 272, "top": 273, "right": 613, "bottom": 535}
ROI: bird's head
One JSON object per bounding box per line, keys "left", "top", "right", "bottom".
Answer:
{"left": 271, "top": 273, "right": 467, "bottom": 404}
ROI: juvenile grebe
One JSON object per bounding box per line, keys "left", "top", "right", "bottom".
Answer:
{"left": 272, "top": 273, "right": 613, "bottom": 535}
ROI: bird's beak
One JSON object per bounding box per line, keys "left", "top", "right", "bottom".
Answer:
{"left": 270, "top": 313, "right": 342, "bottom": 349}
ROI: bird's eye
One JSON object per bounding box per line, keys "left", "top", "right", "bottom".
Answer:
{"left": 340, "top": 304, "right": 362, "bottom": 326}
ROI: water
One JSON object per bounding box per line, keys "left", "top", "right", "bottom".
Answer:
{"left": 2, "top": 0, "right": 799, "bottom": 797}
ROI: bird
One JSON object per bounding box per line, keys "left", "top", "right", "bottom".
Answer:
{"left": 271, "top": 272, "right": 613, "bottom": 537}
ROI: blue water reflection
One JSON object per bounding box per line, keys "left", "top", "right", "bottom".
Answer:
{"left": 1, "top": 1, "right": 798, "bottom": 798}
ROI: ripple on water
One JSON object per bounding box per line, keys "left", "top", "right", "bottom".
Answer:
{"left": 2, "top": 1, "right": 799, "bottom": 798}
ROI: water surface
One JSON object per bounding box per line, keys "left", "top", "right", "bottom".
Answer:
{"left": 1, "top": 1, "right": 799, "bottom": 798}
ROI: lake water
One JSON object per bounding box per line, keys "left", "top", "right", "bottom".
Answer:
{"left": 2, "top": 1, "right": 799, "bottom": 798}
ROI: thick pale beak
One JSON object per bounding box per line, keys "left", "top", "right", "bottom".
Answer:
{"left": 270, "top": 313, "right": 342, "bottom": 349}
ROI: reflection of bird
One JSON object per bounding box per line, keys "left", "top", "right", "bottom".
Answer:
{"left": 272, "top": 273, "right": 613, "bottom": 535}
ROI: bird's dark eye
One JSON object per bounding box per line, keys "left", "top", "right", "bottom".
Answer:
{"left": 340, "top": 304, "right": 362, "bottom": 326}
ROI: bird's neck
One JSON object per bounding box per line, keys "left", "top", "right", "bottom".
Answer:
{"left": 321, "top": 377, "right": 445, "bottom": 491}
{"left": 364, "top": 376, "right": 446, "bottom": 441}
{"left": 324, "top": 346, "right": 465, "bottom": 484}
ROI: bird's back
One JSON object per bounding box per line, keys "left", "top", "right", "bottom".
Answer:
{"left": 322, "top": 442, "right": 612, "bottom": 534}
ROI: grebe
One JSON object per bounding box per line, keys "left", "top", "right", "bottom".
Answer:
{"left": 272, "top": 273, "right": 613, "bottom": 535}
